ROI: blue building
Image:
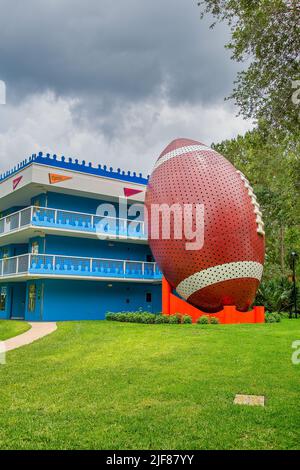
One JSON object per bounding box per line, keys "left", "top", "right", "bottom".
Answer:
{"left": 0, "top": 153, "right": 162, "bottom": 321}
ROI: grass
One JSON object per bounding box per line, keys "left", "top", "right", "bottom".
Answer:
{"left": 0, "top": 319, "right": 299, "bottom": 450}
{"left": 0, "top": 320, "right": 31, "bottom": 341}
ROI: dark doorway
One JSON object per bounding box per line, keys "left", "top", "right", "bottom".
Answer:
{"left": 10, "top": 283, "right": 26, "bottom": 319}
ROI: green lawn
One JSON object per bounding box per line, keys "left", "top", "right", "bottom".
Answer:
{"left": 0, "top": 319, "right": 299, "bottom": 450}
{"left": 0, "top": 320, "right": 31, "bottom": 341}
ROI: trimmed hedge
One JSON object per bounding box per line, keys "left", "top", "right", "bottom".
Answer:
{"left": 169, "top": 314, "right": 181, "bottom": 324}
{"left": 106, "top": 312, "right": 182, "bottom": 324}
{"left": 107, "top": 311, "right": 283, "bottom": 325}
{"left": 154, "top": 314, "right": 167, "bottom": 324}
{"left": 197, "top": 315, "right": 209, "bottom": 324}
{"left": 106, "top": 311, "right": 221, "bottom": 325}
{"left": 197, "top": 315, "right": 220, "bottom": 324}
{"left": 182, "top": 314, "right": 192, "bottom": 324}
{"left": 106, "top": 312, "right": 158, "bottom": 324}
{"left": 265, "top": 312, "right": 281, "bottom": 323}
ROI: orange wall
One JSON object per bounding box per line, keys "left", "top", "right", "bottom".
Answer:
{"left": 162, "top": 277, "right": 265, "bottom": 324}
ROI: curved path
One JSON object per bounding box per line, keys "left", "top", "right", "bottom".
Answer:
{"left": 3, "top": 322, "right": 57, "bottom": 352}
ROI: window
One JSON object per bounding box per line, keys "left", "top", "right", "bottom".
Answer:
{"left": 0, "top": 287, "right": 7, "bottom": 311}
{"left": 146, "top": 292, "right": 152, "bottom": 303}
{"left": 32, "top": 199, "right": 41, "bottom": 220}
{"left": 28, "top": 284, "right": 37, "bottom": 312}
{"left": 2, "top": 249, "right": 9, "bottom": 271}
{"left": 146, "top": 254, "right": 154, "bottom": 263}
{"left": 31, "top": 241, "right": 39, "bottom": 255}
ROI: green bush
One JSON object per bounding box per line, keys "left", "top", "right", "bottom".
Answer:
{"left": 106, "top": 312, "right": 114, "bottom": 321}
{"left": 154, "top": 314, "right": 171, "bottom": 324}
{"left": 264, "top": 312, "right": 282, "bottom": 323}
{"left": 106, "top": 312, "right": 189, "bottom": 324}
{"left": 127, "top": 313, "right": 141, "bottom": 323}
{"left": 197, "top": 315, "right": 209, "bottom": 324}
{"left": 105, "top": 311, "right": 157, "bottom": 324}
{"left": 162, "top": 315, "right": 170, "bottom": 324}
{"left": 279, "top": 311, "right": 289, "bottom": 319}
{"left": 255, "top": 277, "right": 300, "bottom": 314}
{"left": 265, "top": 313, "right": 277, "bottom": 323}
{"left": 106, "top": 312, "right": 122, "bottom": 322}
{"left": 169, "top": 314, "right": 181, "bottom": 324}
{"left": 141, "top": 313, "right": 156, "bottom": 324}
{"left": 106, "top": 311, "right": 222, "bottom": 325}
{"left": 182, "top": 314, "right": 192, "bottom": 324}
{"left": 154, "top": 315, "right": 165, "bottom": 324}
{"left": 210, "top": 316, "right": 220, "bottom": 324}
{"left": 273, "top": 313, "right": 281, "bottom": 323}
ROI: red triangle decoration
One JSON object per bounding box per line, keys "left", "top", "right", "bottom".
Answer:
{"left": 123, "top": 188, "right": 143, "bottom": 198}
{"left": 13, "top": 176, "right": 23, "bottom": 190}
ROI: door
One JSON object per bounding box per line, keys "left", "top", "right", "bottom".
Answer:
{"left": 10, "top": 283, "right": 26, "bottom": 319}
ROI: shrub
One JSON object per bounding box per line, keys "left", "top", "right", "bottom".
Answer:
{"left": 182, "top": 314, "right": 192, "bottom": 324}
{"left": 106, "top": 311, "right": 196, "bottom": 325}
{"left": 210, "top": 316, "right": 220, "bottom": 324}
{"left": 141, "top": 313, "right": 156, "bottom": 324}
{"left": 169, "top": 314, "right": 181, "bottom": 324}
{"left": 255, "top": 277, "right": 300, "bottom": 314}
{"left": 120, "top": 313, "right": 129, "bottom": 322}
{"left": 127, "top": 313, "right": 141, "bottom": 323}
{"left": 279, "top": 311, "right": 289, "bottom": 319}
{"left": 265, "top": 312, "right": 281, "bottom": 323}
{"left": 173, "top": 313, "right": 183, "bottom": 323}
{"left": 105, "top": 311, "right": 157, "bottom": 323}
{"left": 106, "top": 312, "right": 119, "bottom": 321}
{"left": 273, "top": 313, "right": 281, "bottom": 323}
{"left": 197, "top": 315, "right": 209, "bottom": 324}
{"left": 265, "top": 313, "right": 277, "bottom": 323}
{"left": 154, "top": 315, "right": 167, "bottom": 324}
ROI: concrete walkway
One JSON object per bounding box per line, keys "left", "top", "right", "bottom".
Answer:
{"left": 3, "top": 322, "right": 57, "bottom": 352}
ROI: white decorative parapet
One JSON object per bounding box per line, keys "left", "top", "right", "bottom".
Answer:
{"left": 0, "top": 206, "right": 148, "bottom": 240}
{"left": 0, "top": 253, "right": 162, "bottom": 281}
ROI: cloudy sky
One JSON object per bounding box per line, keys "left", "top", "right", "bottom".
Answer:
{"left": 0, "top": 0, "right": 252, "bottom": 177}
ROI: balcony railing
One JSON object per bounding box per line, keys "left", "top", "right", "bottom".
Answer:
{"left": 0, "top": 254, "right": 162, "bottom": 281}
{"left": 0, "top": 206, "right": 147, "bottom": 240}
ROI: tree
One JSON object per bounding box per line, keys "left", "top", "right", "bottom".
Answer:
{"left": 212, "top": 125, "right": 300, "bottom": 279}
{"left": 197, "top": 0, "right": 300, "bottom": 133}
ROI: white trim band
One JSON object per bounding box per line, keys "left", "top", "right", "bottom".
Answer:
{"left": 176, "top": 261, "right": 264, "bottom": 300}
{"left": 153, "top": 144, "right": 216, "bottom": 171}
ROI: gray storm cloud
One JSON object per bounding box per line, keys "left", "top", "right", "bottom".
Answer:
{"left": 0, "top": 0, "right": 252, "bottom": 174}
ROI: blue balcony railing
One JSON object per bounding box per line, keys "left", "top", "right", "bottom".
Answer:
{"left": 0, "top": 254, "right": 162, "bottom": 281}
{"left": 0, "top": 206, "right": 147, "bottom": 240}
